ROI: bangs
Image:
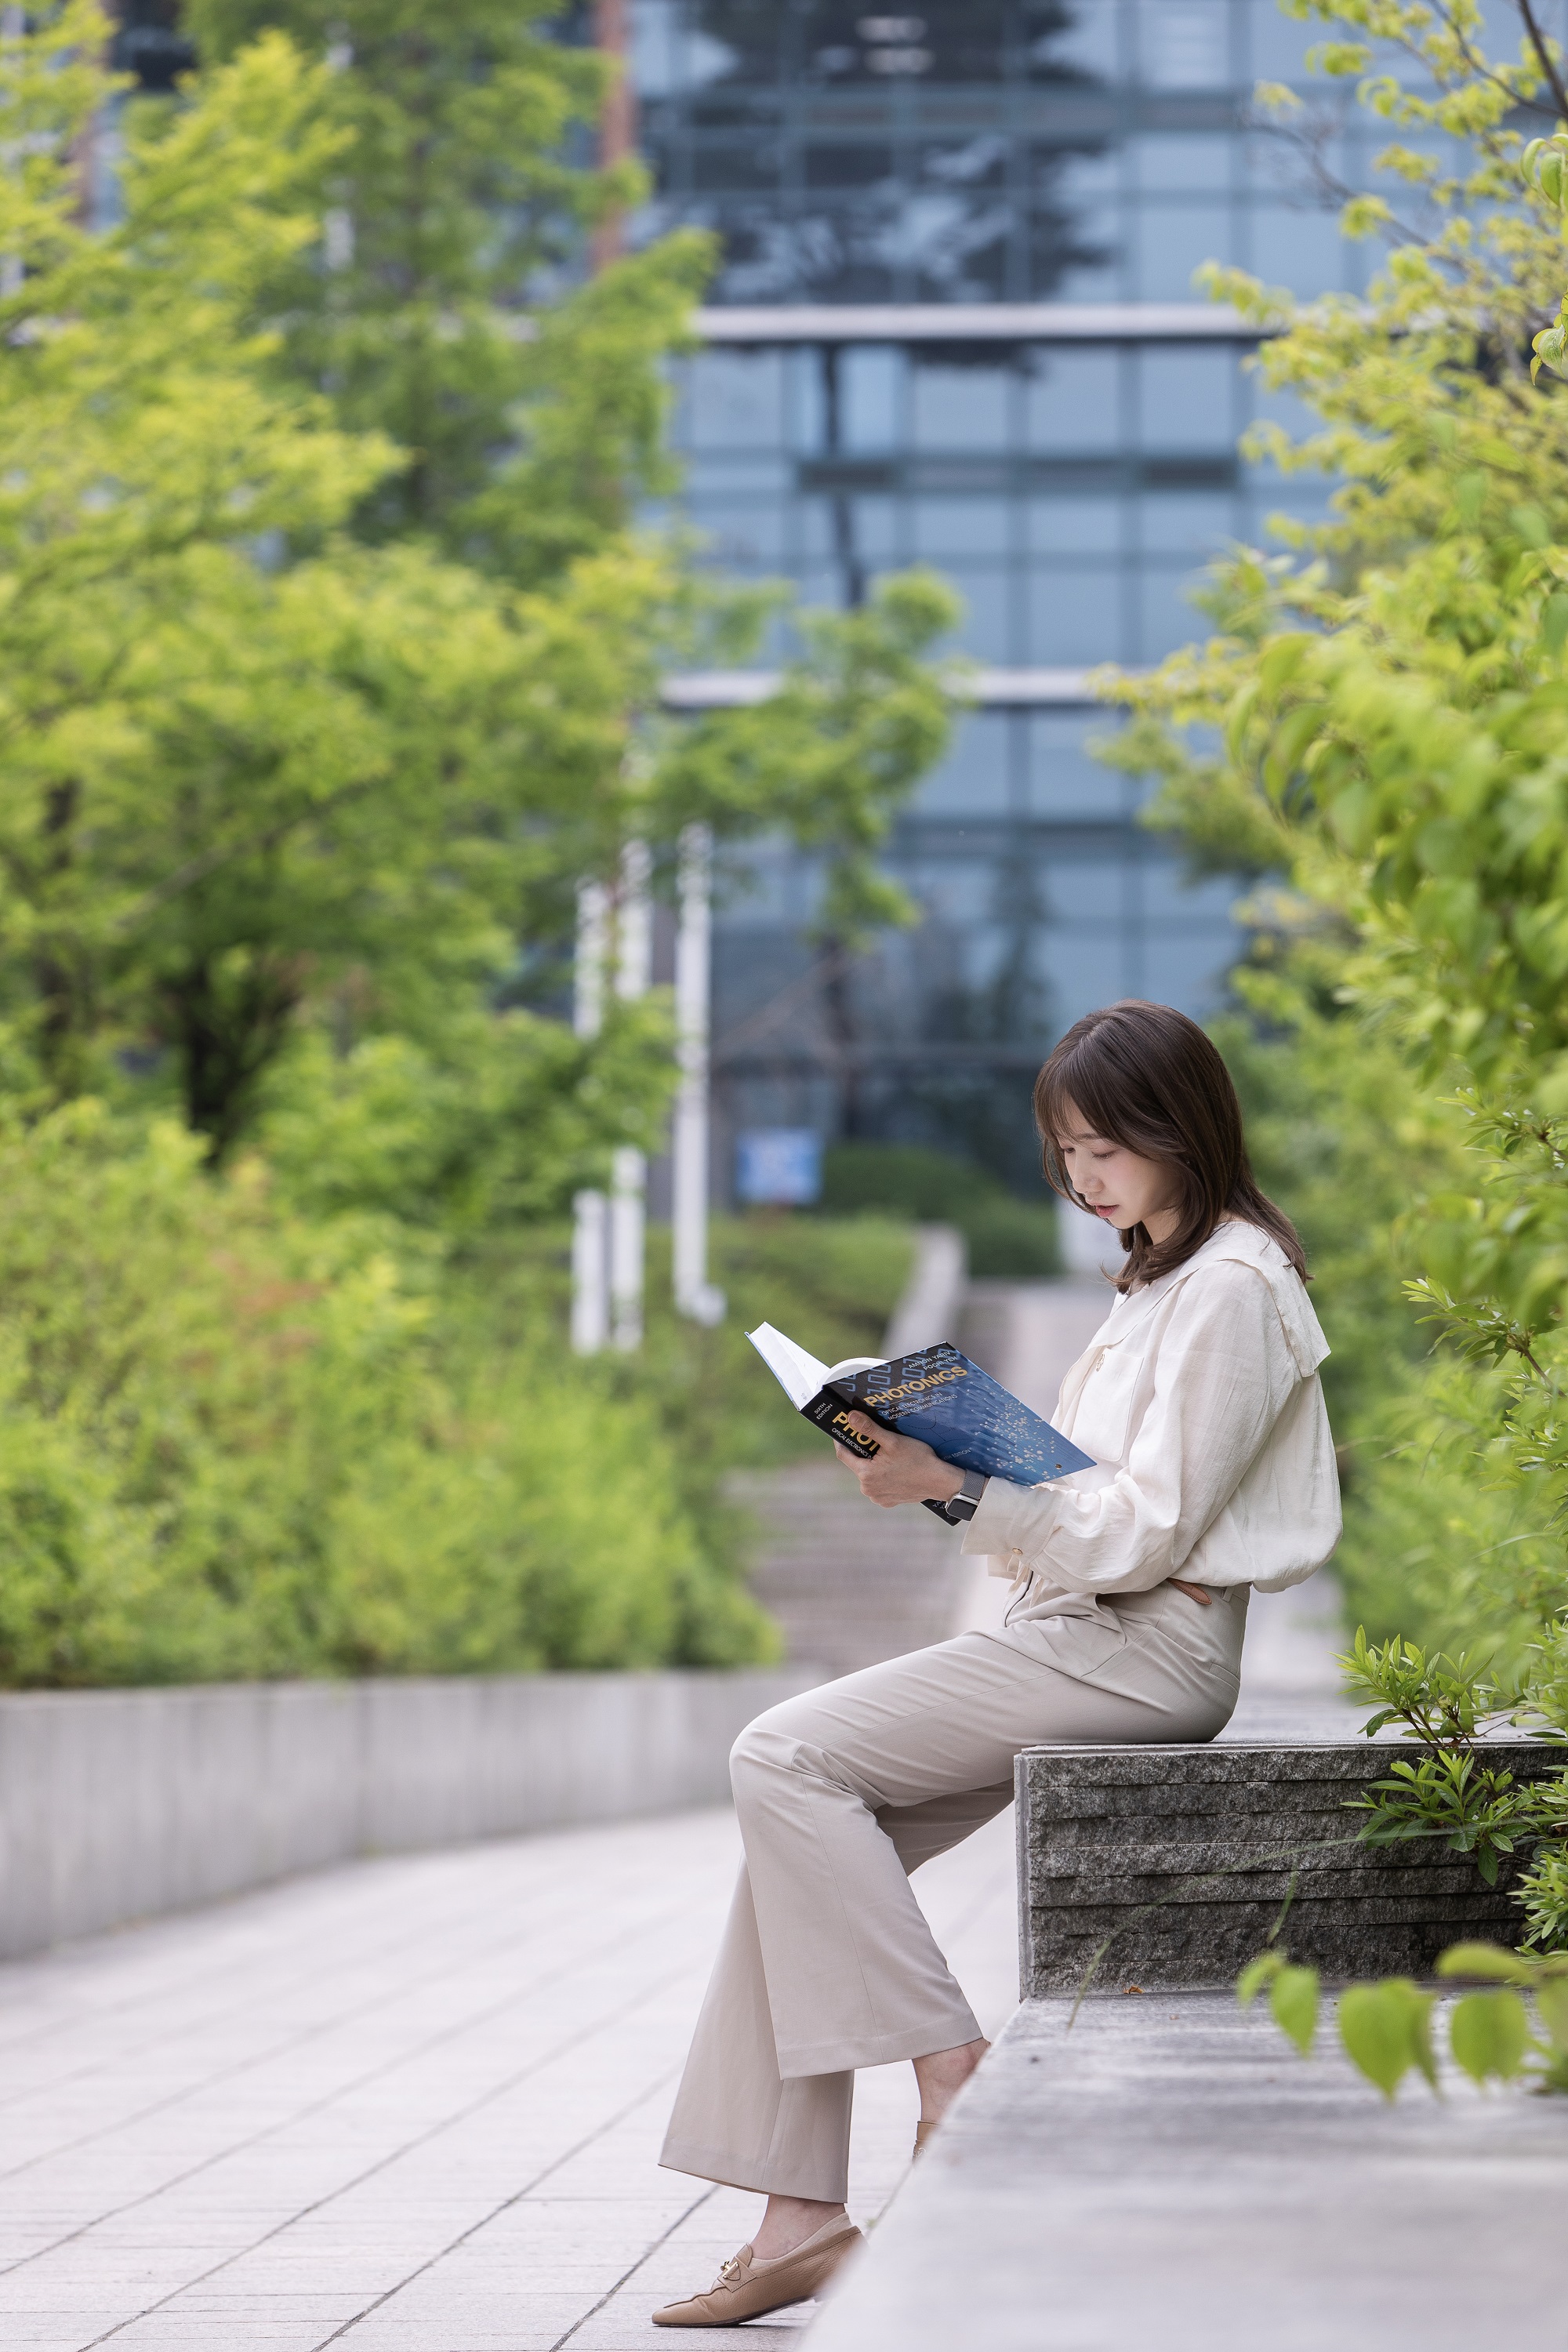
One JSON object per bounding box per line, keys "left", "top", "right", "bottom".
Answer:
{"left": 1033, "top": 1040, "right": 1122, "bottom": 1207}
{"left": 1034, "top": 1026, "right": 1156, "bottom": 1171}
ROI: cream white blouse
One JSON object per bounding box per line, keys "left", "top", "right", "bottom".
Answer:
{"left": 961, "top": 1218, "right": 1341, "bottom": 1602}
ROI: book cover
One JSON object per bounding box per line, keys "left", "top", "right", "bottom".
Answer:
{"left": 746, "top": 1323, "right": 1094, "bottom": 1491}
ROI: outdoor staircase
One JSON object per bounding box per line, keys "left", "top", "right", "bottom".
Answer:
{"left": 728, "top": 1462, "right": 967, "bottom": 1681}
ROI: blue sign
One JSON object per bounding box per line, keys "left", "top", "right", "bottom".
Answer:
{"left": 736, "top": 1129, "right": 822, "bottom": 1207}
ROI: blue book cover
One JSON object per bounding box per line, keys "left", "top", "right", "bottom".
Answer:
{"left": 834, "top": 1342, "right": 1094, "bottom": 1485}
{"left": 747, "top": 1324, "right": 1094, "bottom": 1488}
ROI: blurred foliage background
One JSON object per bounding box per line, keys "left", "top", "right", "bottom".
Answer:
{"left": 1117, "top": 0, "right": 1568, "bottom": 1684}
{"left": 0, "top": 2, "right": 955, "bottom": 1682}
{"left": 0, "top": 1098, "right": 916, "bottom": 1683}
{"left": 13, "top": 0, "right": 1568, "bottom": 1706}
{"left": 818, "top": 1143, "right": 1063, "bottom": 1278}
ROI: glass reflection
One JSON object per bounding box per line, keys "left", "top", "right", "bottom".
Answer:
{"left": 627, "top": 0, "right": 1425, "bottom": 306}
{"left": 631, "top": 2, "right": 1372, "bottom": 1181}
{"left": 634, "top": 0, "right": 1120, "bottom": 303}
{"left": 1135, "top": 2, "right": 1229, "bottom": 92}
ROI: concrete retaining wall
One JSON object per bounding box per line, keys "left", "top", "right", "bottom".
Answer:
{"left": 0, "top": 1667, "right": 813, "bottom": 1960}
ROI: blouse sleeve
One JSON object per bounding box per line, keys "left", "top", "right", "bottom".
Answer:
{"left": 959, "top": 1260, "right": 1305, "bottom": 1595}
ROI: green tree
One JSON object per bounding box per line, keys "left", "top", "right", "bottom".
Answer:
{"left": 180, "top": 0, "right": 690, "bottom": 575}
{"left": 0, "top": 3, "right": 960, "bottom": 1690}
{"left": 0, "top": 9, "right": 956, "bottom": 1178}
{"left": 1109, "top": 0, "right": 1568, "bottom": 1662}
{"left": 0, "top": 9, "right": 669, "bottom": 1167}
{"left": 174, "top": 0, "right": 961, "bottom": 1127}
{"left": 0, "top": 8, "right": 383, "bottom": 1109}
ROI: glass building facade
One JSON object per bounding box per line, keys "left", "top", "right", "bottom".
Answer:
{"left": 629, "top": 0, "right": 1412, "bottom": 1187}
{"left": 633, "top": 0, "right": 1384, "bottom": 309}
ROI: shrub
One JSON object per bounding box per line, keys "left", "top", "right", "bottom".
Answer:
{"left": 0, "top": 1102, "right": 776, "bottom": 1685}
{"left": 820, "top": 1142, "right": 1062, "bottom": 1278}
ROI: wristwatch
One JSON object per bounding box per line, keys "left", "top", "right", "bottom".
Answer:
{"left": 937, "top": 1467, "right": 989, "bottom": 1525}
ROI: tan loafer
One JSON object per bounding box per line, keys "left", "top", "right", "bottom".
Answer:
{"left": 652, "top": 2212, "right": 862, "bottom": 2327}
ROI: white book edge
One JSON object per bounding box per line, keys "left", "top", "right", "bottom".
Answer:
{"left": 747, "top": 1320, "right": 891, "bottom": 1408}
{"left": 746, "top": 1322, "right": 830, "bottom": 1410}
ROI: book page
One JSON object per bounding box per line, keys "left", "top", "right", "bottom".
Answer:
{"left": 746, "top": 1322, "right": 831, "bottom": 1410}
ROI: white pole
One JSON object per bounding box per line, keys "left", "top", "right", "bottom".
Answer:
{"left": 570, "top": 879, "right": 610, "bottom": 1356}
{"left": 322, "top": 35, "right": 355, "bottom": 270}
{"left": 0, "top": 9, "right": 24, "bottom": 306}
{"left": 0, "top": 9, "right": 16, "bottom": 307}
{"left": 609, "top": 840, "right": 652, "bottom": 1352}
{"left": 673, "top": 822, "right": 726, "bottom": 1325}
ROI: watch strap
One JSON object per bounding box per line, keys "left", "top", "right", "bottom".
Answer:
{"left": 939, "top": 1466, "right": 988, "bottom": 1523}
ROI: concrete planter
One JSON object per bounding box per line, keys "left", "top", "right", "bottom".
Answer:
{"left": 1016, "top": 1740, "right": 1559, "bottom": 1993}
{"left": 0, "top": 1666, "right": 811, "bottom": 1961}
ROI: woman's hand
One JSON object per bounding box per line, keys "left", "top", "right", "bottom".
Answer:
{"left": 833, "top": 1411, "right": 965, "bottom": 1510}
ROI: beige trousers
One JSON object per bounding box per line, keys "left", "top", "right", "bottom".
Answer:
{"left": 660, "top": 1581, "right": 1248, "bottom": 2201}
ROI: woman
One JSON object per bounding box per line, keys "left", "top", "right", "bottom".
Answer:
{"left": 652, "top": 1000, "right": 1341, "bottom": 2329}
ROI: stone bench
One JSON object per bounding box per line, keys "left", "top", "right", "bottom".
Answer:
{"left": 1014, "top": 1740, "right": 1558, "bottom": 1992}
{"left": 806, "top": 1987, "right": 1568, "bottom": 2352}
{"left": 808, "top": 1734, "right": 1568, "bottom": 2351}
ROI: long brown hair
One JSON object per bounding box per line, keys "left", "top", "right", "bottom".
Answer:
{"left": 1034, "top": 1000, "right": 1306, "bottom": 1294}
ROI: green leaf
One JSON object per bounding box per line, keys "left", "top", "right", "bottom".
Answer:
{"left": 1258, "top": 633, "right": 1314, "bottom": 701}
{"left": 1436, "top": 1942, "right": 1534, "bottom": 1984}
{"left": 1269, "top": 1963, "right": 1321, "bottom": 2055}
{"left": 1535, "top": 1976, "right": 1568, "bottom": 2053}
{"left": 1338, "top": 1980, "right": 1438, "bottom": 2100}
{"left": 1454, "top": 470, "right": 1488, "bottom": 527}
{"left": 1262, "top": 701, "right": 1327, "bottom": 802}
{"left": 1237, "top": 1949, "right": 1285, "bottom": 2006}
{"left": 1449, "top": 1991, "right": 1530, "bottom": 2085}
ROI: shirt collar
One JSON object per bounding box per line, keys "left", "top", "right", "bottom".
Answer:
{"left": 1091, "top": 1219, "right": 1329, "bottom": 1375}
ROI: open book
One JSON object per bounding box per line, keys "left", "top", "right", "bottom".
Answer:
{"left": 747, "top": 1323, "right": 1094, "bottom": 1519}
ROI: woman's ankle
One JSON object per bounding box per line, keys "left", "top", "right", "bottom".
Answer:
{"left": 752, "top": 2193, "right": 845, "bottom": 2261}
{"left": 912, "top": 2035, "right": 990, "bottom": 2124}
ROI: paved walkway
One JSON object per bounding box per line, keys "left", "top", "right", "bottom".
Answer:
{"left": 0, "top": 1798, "right": 1017, "bottom": 2351}
{"left": 0, "top": 1567, "right": 1344, "bottom": 2352}
{"left": 0, "top": 1236, "right": 1352, "bottom": 2352}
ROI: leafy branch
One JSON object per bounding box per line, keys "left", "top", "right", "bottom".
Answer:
{"left": 1339, "top": 1629, "right": 1568, "bottom": 1947}
{"left": 1241, "top": 1938, "right": 1568, "bottom": 2097}
{"left": 1337, "top": 1626, "right": 1520, "bottom": 1744}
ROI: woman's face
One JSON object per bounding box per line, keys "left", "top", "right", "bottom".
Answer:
{"left": 1056, "top": 1100, "right": 1184, "bottom": 1240}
